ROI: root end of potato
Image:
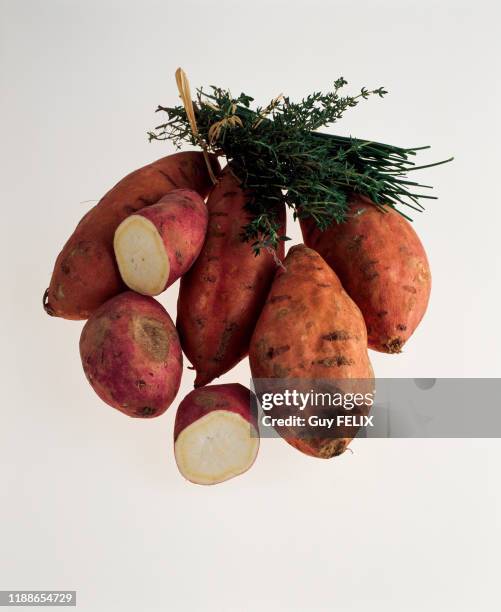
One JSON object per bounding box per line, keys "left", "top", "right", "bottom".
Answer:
{"left": 382, "top": 337, "right": 404, "bottom": 354}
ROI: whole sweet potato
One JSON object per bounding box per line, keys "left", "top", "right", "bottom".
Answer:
{"left": 114, "top": 189, "right": 208, "bottom": 296}
{"left": 177, "top": 169, "right": 285, "bottom": 387}
{"left": 174, "top": 383, "right": 259, "bottom": 485}
{"left": 80, "top": 291, "right": 182, "bottom": 418}
{"left": 45, "top": 151, "right": 218, "bottom": 320}
{"left": 300, "top": 194, "right": 431, "bottom": 353}
{"left": 249, "top": 244, "right": 373, "bottom": 458}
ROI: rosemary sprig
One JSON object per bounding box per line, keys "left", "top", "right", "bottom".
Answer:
{"left": 148, "top": 79, "right": 452, "bottom": 253}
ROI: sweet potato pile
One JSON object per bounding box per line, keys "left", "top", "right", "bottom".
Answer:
{"left": 46, "top": 152, "right": 432, "bottom": 485}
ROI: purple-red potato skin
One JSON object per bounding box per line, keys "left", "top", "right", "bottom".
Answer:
{"left": 135, "top": 189, "right": 208, "bottom": 288}
{"left": 174, "top": 383, "right": 256, "bottom": 440}
{"left": 249, "top": 245, "right": 373, "bottom": 458}
{"left": 45, "top": 152, "right": 218, "bottom": 320}
{"left": 177, "top": 170, "right": 285, "bottom": 387}
{"left": 114, "top": 189, "right": 208, "bottom": 295}
{"left": 300, "top": 194, "right": 431, "bottom": 353}
{"left": 79, "top": 292, "right": 182, "bottom": 418}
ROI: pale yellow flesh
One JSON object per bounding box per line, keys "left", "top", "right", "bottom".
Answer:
{"left": 114, "top": 215, "right": 169, "bottom": 296}
{"left": 175, "top": 411, "right": 259, "bottom": 485}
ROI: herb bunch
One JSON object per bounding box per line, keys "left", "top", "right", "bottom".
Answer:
{"left": 149, "top": 79, "right": 451, "bottom": 253}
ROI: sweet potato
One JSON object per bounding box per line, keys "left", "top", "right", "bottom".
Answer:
{"left": 45, "top": 151, "right": 218, "bottom": 320}
{"left": 300, "top": 194, "right": 431, "bottom": 353}
{"left": 79, "top": 291, "right": 182, "bottom": 418}
{"left": 174, "top": 383, "right": 259, "bottom": 485}
{"left": 177, "top": 169, "right": 285, "bottom": 387}
{"left": 249, "top": 244, "right": 373, "bottom": 458}
{"left": 114, "top": 189, "right": 208, "bottom": 296}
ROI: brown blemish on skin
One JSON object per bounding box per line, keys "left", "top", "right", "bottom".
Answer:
{"left": 322, "top": 330, "right": 350, "bottom": 341}
{"left": 137, "top": 196, "right": 156, "bottom": 206}
{"left": 360, "top": 260, "right": 379, "bottom": 281}
{"left": 136, "top": 380, "right": 146, "bottom": 389}
{"left": 397, "top": 324, "right": 407, "bottom": 331}
{"left": 276, "top": 308, "right": 290, "bottom": 318}
{"left": 136, "top": 406, "right": 157, "bottom": 417}
{"left": 314, "top": 356, "right": 354, "bottom": 367}
{"left": 175, "top": 250, "right": 183, "bottom": 265}
{"left": 377, "top": 310, "right": 388, "bottom": 318}
{"left": 269, "top": 295, "right": 291, "bottom": 304}
{"left": 348, "top": 235, "right": 366, "bottom": 252}
{"left": 414, "top": 261, "right": 430, "bottom": 283}
{"left": 213, "top": 322, "right": 238, "bottom": 363}
{"left": 403, "top": 285, "right": 417, "bottom": 294}
{"left": 266, "top": 345, "right": 291, "bottom": 359}
{"left": 78, "top": 241, "right": 92, "bottom": 254}
{"left": 272, "top": 364, "right": 290, "bottom": 377}
{"left": 202, "top": 274, "right": 217, "bottom": 283}
{"left": 194, "top": 390, "right": 230, "bottom": 409}
{"left": 132, "top": 317, "right": 169, "bottom": 361}
{"left": 317, "top": 283, "right": 331, "bottom": 288}
{"left": 195, "top": 317, "right": 206, "bottom": 329}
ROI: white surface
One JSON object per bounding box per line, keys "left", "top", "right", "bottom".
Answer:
{"left": 1, "top": 0, "right": 500, "bottom": 610}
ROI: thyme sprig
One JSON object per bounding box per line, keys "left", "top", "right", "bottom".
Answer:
{"left": 149, "top": 79, "right": 452, "bottom": 253}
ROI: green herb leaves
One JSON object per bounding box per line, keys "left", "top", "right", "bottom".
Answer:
{"left": 149, "top": 79, "right": 451, "bottom": 253}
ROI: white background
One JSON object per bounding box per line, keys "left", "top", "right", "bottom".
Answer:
{"left": 1, "top": 1, "right": 500, "bottom": 610}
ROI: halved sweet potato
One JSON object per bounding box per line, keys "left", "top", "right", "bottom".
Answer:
{"left": 45, "top": 152, "right": 218, "bottom": 319}
{"left": 174, "top": 383, "right": 259, "bottom": 485}
{"left": 114, "top": 189, "right": 208, "bottom": 295}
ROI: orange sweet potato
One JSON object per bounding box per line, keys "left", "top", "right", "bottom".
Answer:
{"left": 177, "top": 170, "right": 285, "bottom": 387}
{"left": 80, "top": 291, "right": 182, "bottom": 418}
{"left": 300, "top": 194, "right": 431, "bottom": 353}
{"left": 249, "top": 244, "right": 373, "bottom": 458}
{"left": 44, "top": 152, "right": 218, "bottom": 320}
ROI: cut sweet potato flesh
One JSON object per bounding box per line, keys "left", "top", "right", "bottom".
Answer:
{"left": 175, "top": 410, "right": 259, "bottom": 485}
{"left": 114, "top": 215, "right": 169, "bottom": 296}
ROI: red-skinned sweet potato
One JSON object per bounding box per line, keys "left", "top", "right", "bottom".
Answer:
{"left": 114, "top": 189, "right": 208, "bottom": 296}
{"left": 174, "top": 383, "right": 259, "bottom": 485}
{"left": 300, "top": 194, "right": 431, "bottom": 353}
{"left": 45, "top": 151, "right": 218, "bottom": 320}
{"left": 249, "top": 245, "right": 373, "bottom": 458}
{"left": 177, "top": 169, "right": 285, "bottom": 387}
{"left": 79, "top": 291, "right": 182, "bottom": 418}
